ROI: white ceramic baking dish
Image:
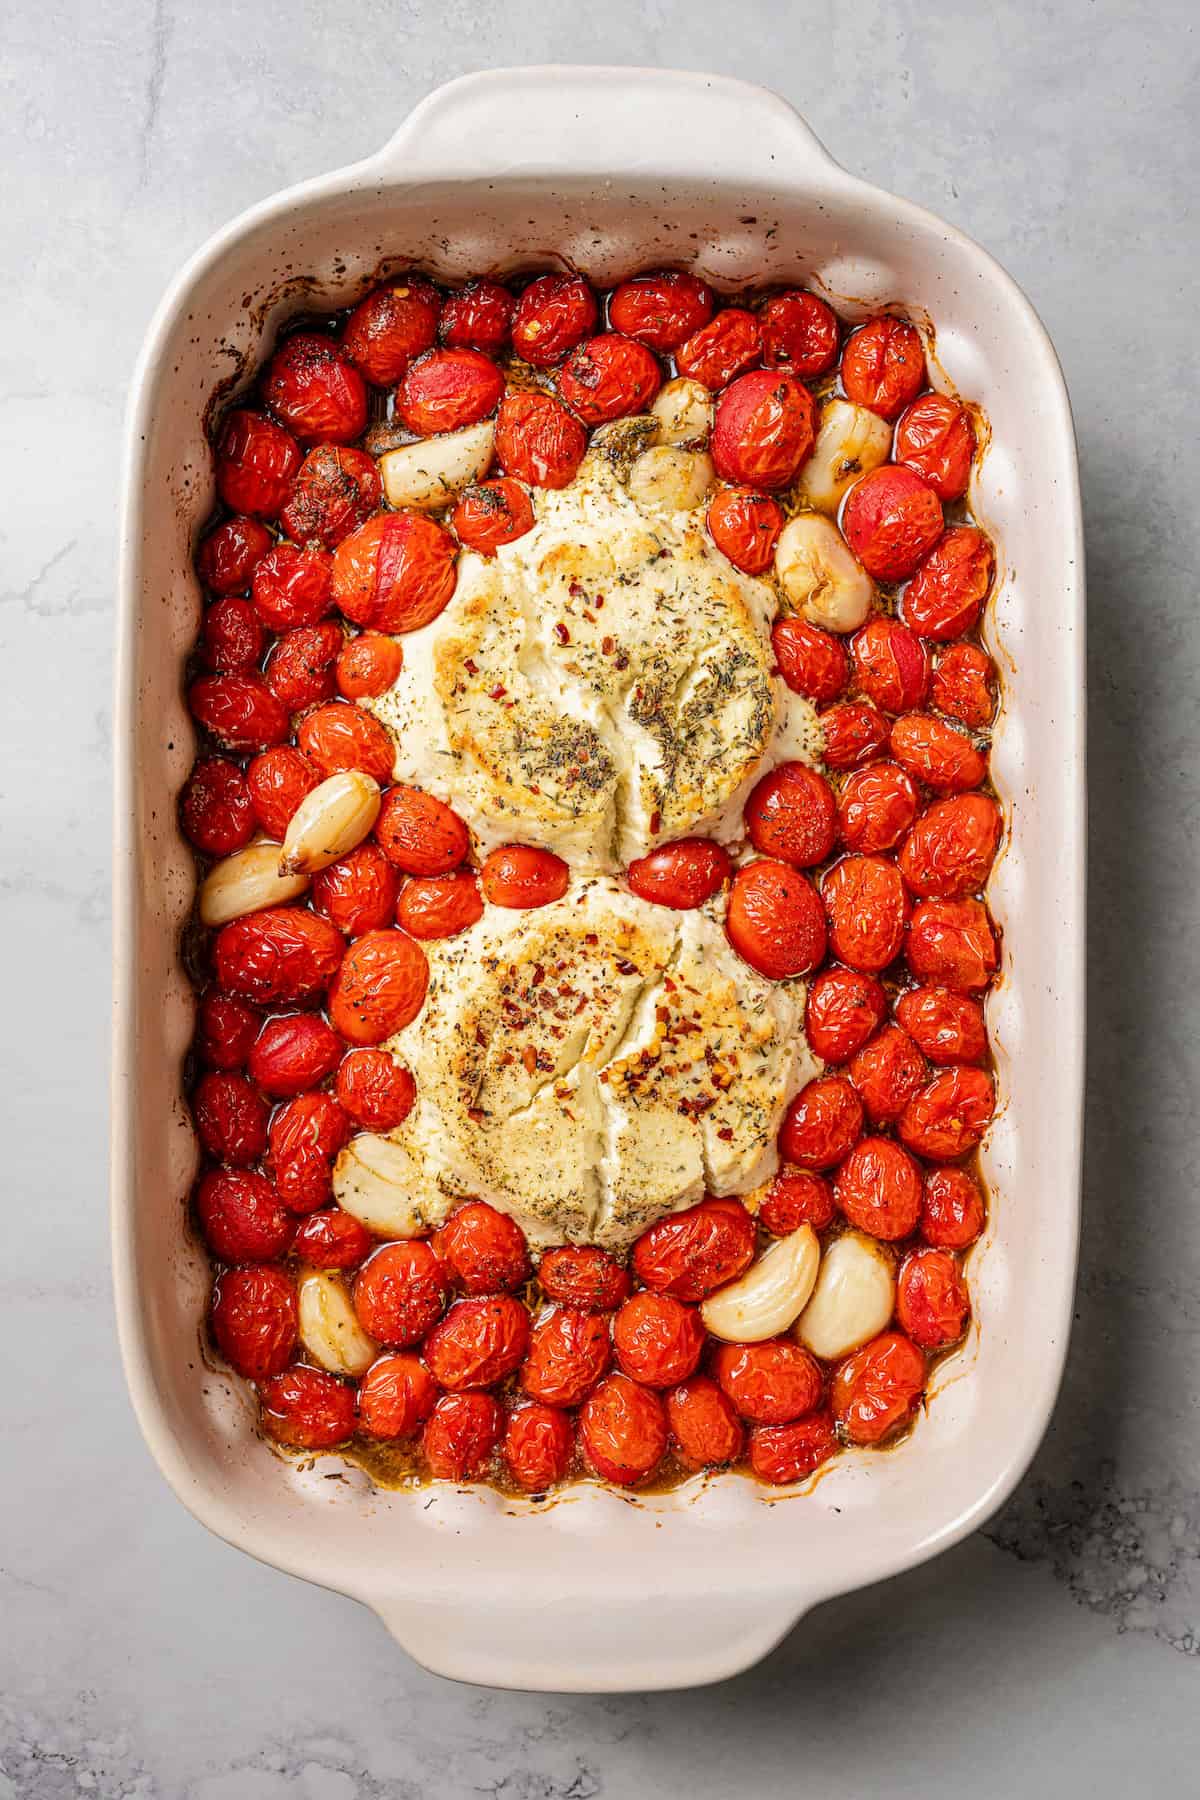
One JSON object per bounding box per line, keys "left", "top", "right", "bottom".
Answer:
{"left": 113, "top": 66, "right": 1085, "bottom": 1692}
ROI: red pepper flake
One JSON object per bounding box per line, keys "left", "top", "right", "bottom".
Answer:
{"left": 601, "top": 635, "right": 615, "bottom": 656}
{"left": 531, "top": 963, "right": 546, "bottom": 987}
{"left": 615, "top": 652, "right": 629, "bottom": 671}
{"left": 649, "top": 810, "right": 661, "bottom": 834}
{"left": 585, "top": 932, "right": 599, "bottom": 945}
{"left": 489, "top": 684, "right": 507, "bottom": 700}
{"left": 716, "top": 1126, "right": 735, "bottom": 1142}
{"left": 615, "top": 959, "right": 638, "bottom": 976}
{"left": 464, "top": 657, "right": 478, "bottom": 676}
{"left": 522, "top": 1045, "right": 538, "bottom": 1076}
{"left": 467, "top": 1107, "right": 486, "bottom": 1124}
{"left": 554, "top": 621, "right": 570, "bottom": 645}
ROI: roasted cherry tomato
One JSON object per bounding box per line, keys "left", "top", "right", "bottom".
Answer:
{"left": 921, "top": 1166, "right": 987, "bottom": 1249}
{"left": 537, "top": 1247, "right": 631, "bottom": 1311}
{"left": 328, "top": 928, "right": 429, "bottom": 1043}
{"left": 375, "top": 785, "right": 469, "bottom": 877}
{"left": 902, "top": 526, "right": 995, "bottom": 641}
{"left": 840, "top": 317, "right": 926, "bottom": 419}
{"left": 846, "top": 1024, "right": 927, "bottom": 1126}
{"left": 261, "top": 1366, "right": 356, "bottom": 1449}
{"left": 837, "top": 759, "right": 919, "bottom": 853}
{"left": 579, "top": 1374, "right": 667, "bottom": 1486}
{"left": 312, "top": 842, "right": 400, "bottom": 936}
{"left": 712, "top": 1339, "right": 823, "bottom": 1424}
{"left": 215, "top": 409, "right": 301, "bottom": 518}
{"left": 712, "top": 370, "right": 817, "bottom": 490}
{"left": 759, "top": 1170, "right": 837, "bottom": 1234}
{"left": 180, "top": 759, "right": 256, "bottom": 855}
{"left": 819, "top": 700, "right": 891, "bottom": 770}
{"left": 804, "top": 967, "right": 887, "bottom": 1064}
{"left": 432, "top": 1201, "right": 530, "bottom": 1295}
{"left": 851, "top": 617, "right": 930, "bottom": 715}
{"left": 267, "top": 1091, "right": 351, "bottom": 1213}
{"left": 895, "top": 986, "right": 988, "bottom": 1065}
{"left": 263, "top": 332, "right": 367, "bottom": 444}
{"left": 396, "top": 869, "right": 484, "bottom": 940}
{"left": 335, "top": 1048, "right": 416, "bottom": 1131}
{"left": 451, "top": 478, "right": 535, "bottom": 554}
{"left": 502, "top": 1403, "right": 574, "bottom": 1491}
{"left": 896, "top": 1248, "right": 970, "bottom": 1349}
{"left": 245, "top": 746, "right": 320, "bottom": 840}
{"left": 521, "top": 1307, "right": 612, "bottom": 1408}
{"left": 744, "top": 762, "right": 837, "bottom": 868}
{"left": 706, "top": 485, "right": 785, "bottom": 574}
{"left": 291, "top": 1208, "right": 374, "bottom": 1271}
{"left": 342, "top": 278, "right": 440, "bottom": 386}
{"left": 631, "top": 1197, "right": 756, "bottom": 1301}
{"left": 196, "top": 991, "right": 260, "bottom": 1069}
{"left": 898, "top": 1066, "right": 995, "bottom": 1160}
{"left": 197, "top": 515, "right": 274, "bottom": 594}
{"left": 264, "top": 620, "right": 343, "bottom": 712}
{"left": 625, "top": 838, "right": 731, "bottom": 910}
{"left": 675, "top": 308, "right": 761, "bottom": 390}
{"left": 557, "top": 333, "right": 662, "bottom": 424}
{"left": 834, "top": 1135, "right": 923, "bottom": 1239}
{"left": 931, "top": 642, "right": 996, "bottom": 729}
{"left": 832, "top": 1330, "right": 926, "bottom": 1444}
{"left": 612, "top": 1291, "right": 705, "bottom": 1388}
{"left": 214, "top": 907, "right": 344, "bottom": 1004}
{"left": 280, "top": 444, "right": 381, "bottom": 548}
{"left": 480, "top": 844, "right": 569, "bottom": 909}
{"left": 759, "top": 290, "right": 840, "bottom": 376}
{"left": 778, "top": 1075, "right": 864, "bottom": 1170}
{"left": 667, "top": 1376, "right": 744, "bottom": 1470}
{"left": 251, "top": 542, "right": 334, "bottom": 632}
{"left": 423, "top": 1295, "right": 531, "bottom": 1390}
{"left": 898, "top": 793, "right": 1001, "bottom": 898}
{"left": 184, "top": 1071, "right": 275, "bottom": 1177}
{"left": 359, "top": 1351, "right": 439, "bottom": 1438}
{"left": 335, "top": 631, "right": 403, "bottom": 700}
{"left": 397, "top": 347, "right": 504, "bottom": 435}
{"left": 211, "top": 1265, "right": 297, "bottom": 1380}
{"left": 247, "top": 1012, "right": 342, "bottom": 1097}
{"left": 894, "top": 393, "right": 975, "bottom": 499}
{"left": 906, "top": 898, "right": 999, "bottom": 991}
{"left": 196, "top": 1167, "right": 292, "bottom": 1264}
{"left": 772, "top": 615, "right": 849, "bottom": 703}
{"left": 296, "top": 701, "right": 395, "bottom": 785}
{"left": 608, "top": 271, "right": 713, "bottom": 351}
{"left": 188, "top": 673, "right": 290, "bottom": 754}
{"left": 511, "top": 274, "right": 599, "bottom": 366}
{"left": 198, "top": 595, "right": 266, "bottom": 674}
{"left": 725, "top": 859, "right": 827, "bottom": 979}
{"left": 331, "top": 511, "right": 458, "bottom": 633}
{"left": 749, "top": 1412, "right": 840, "bottom": 1486}
{"left": 423, "top": 1391, "right": 503, "bottom": 1480}
{"left": 439, "top": 279, "right": 515, "bottom": 354}
{"left": 822, "top": 854, "right": 909, "bottom": 972}
{"left": 493, "top": 390, "right": 587, "bottom": 488}
{"left": 841, "top": 466, "right": 944, "bottom": 583}
{"left": 354, "top": 1241, "right": 448, "bottom": 1345}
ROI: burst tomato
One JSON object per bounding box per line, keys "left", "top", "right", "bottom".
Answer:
{"left": 263, "top": 332, "right": 367, "bottom": 444}
{"left": 423, "top": 1296, "right": 531, "bottom": 1390}
{"left": 895, "top": 986, "right": 988, "bottom": 1065}
{"left": 245, "top": 746, "right": 320, "bottom": 840}
{"left": 331, "top": 511, "right": 458, "bottom": 634}
{"left": 804, "top": 967, "right": 887, "bottom": 1064}
{"left": 196, "top": 991, "right": 260, "bottom": 1069}
{"left": 211, "top": 1265, "right": 297, "bottom": 1379}
{"left": 423, "top": 1391, "right": 502, "bottom": 1480}
{"left": 675, "top": 308, "right": 761, "bottom": 390}
{"left": 432, "top": 1202, "right": 530, "bottom": 1295}
{"left": 198, "top": 595, "right": 266, "bottom": 674}
{"left": 247, "top": 1012, "right": 342, "bottom": 1097}
{"left": 759, "top": 1170, "right": 837, "bottom": 1234}
{"left": 846, "top": 1024, "right": 927, "bottom": 1125}
{"left": 759, "top": 290, "right": 840, "bottom": 376}
{"left": 612, "top": 1292, "right": 706, "bottom": 1388}
{"left": 841, "top": 317, "right": 926, "bottom": 419}
{"left": 502, "top": 1403, "right": 574, "bottom": 1490}
{"left": 772, "top": 615, "right": 849, "bottom": 703}
{"left": 712, "top": 1339, "right": 823, "bottom": 1424}
{"left": 188, "top": 673, "right": 290, "bottom": 753}
{"left": 334, "top": 1048, "right": 416, "bottom": 1130}
{"left": 215, "top": 409, "right": 301, "bottom": 518}
{"left": 291, "top": 1208, "right": 374, "bottom": 1271}
{"left": 898, "top": 1066, "right": 995, "bottom": 1160}
{"left": 725, "top": 859, "right": 827, "bottom": 979}
{"left": 354, "top": 1241, "right": 448, "bottom": 1345}
{"left": 820, "top": 700, "right": 891, "bottom": 769}
{"left": 261, "top": 1366, "right": 356, "bottom": 1449}
{"left": 667, "top": 1376, "right": 744, "bottom": 1470}
{"left": 397, "top": 347, "right": 504, "bottom": 434}
{"left": 906, "top": 898, "right": 999, "bottom": 991}
{"left": 342, "top": 278, "right": 440, "bottom": 385}
{"left": 931, "top": 642, "right": 996, "bottom": 729}
{"left": 480, "top": 844, "right": 569, "bottom": 909}
{"left": 898, "top": 793, "right": 1001, "bottom": 898}
{"left": 396, "top": 869, "right": 483, "bottom": 940}
{"left": 375, "top": 785, "right": 469, "bottom": 876}
{"left": 903, "top": 526, "right": 995, "bottom": 641}
{"left": 511, "top": 274, "right": 598, "bottom": 366}
{"left": 834, "top": 1136, "right": 923, "bottom": 1239}
{"left": 197, "top": 515, "right": 274, "bottom": 594}
{"left": 296, "top": 701, "right": 395, "bottom": 785}
{"left": 832, "top": 1330, "right": 926, "bottom": 1444}
{"left": 837, "top": 759, "right": 919, "bottom": 853}
{"left": 921, "top": 1166, "right": 987, "bottom": 1249}
{"left": 624, "top": 839, "right": 732, "bottom": 909}
{"left": 897, "top": 1248, "right": 970, "bottom": 1349}
{"left": 894, "top": 393, "right": 975, "bottom": 499}
{"left": 180, "top": 759, "right": 255, "bottom": 855}
{"left": 779, "top": 1075, "right": 864, "bottom": 1170}
{"left": 214, "top": 908, "right": 344, "bottom": 1004}
{"left": 493, "top": 390, "right": 587, "bottom": 488}
{"left": 251, "top": 542, "right": 334, "bottom": 632}
{"left": 191, "top": 1069, "right": 268, "bottom": 1165}
{"left": 267, "top": 1091, "right": 351, "bottom": 1213}
{"left": 264, "top": 620, "right": 343, "bottom": 712}
{"left": 851, "top": 617, "right": 930, "bottom": 715}
{"left": 279, "top": 444, "right": 381, "bottom": 548}
{"left": 196, "top": 1167, "right": 293, "bottom": 1263}
{"left": 822, "top": 854, "right": 909, "bottom": 972}
{"left": 335, "top": 631, "right": 403, "bottom": 700}
{"left": 328, "top": 928, "right": 429, "bottom": 1043}
{"left": 712, "top": 370, "right": 817, "bottom": 490}
{"left": 750, "top": 1412, "right": 840, "bottom": 1485}
{"left": 537, "top": 1247, "right": 631, "bottom": 1311}
{"left": 579, "top": 1375, "right": 667, "bottom": 1486}
{"left": 608, "top": 271, "right": 713, "bottom": 351}
{"left": 312, "top": 842, "right": 399, "bottom": 936}
{"left": 359, "top": 1352, "right": 438, "bottom": 1438}
{"left": 557, "top": 333, "right": 662, "bottom": 424}
{"left": 744, "top": 762, "right": 837, "bottom": 867}
{"left": 439, "top": 279, "right": 515, "bottom": 354}
{"left": 451, "top": 477, "right": 535, "bottom": 554}
{"left": 520, "top": 1308, "right": 612, "bottom": 1408}
{"left": 842, "top": 466, "right": 943, "bottom": 582}
{"left": 707, "top": 486, "right": 785, "bottom": 574}
{"left": 631, "top": 1197, "right": 756, "bottom": 1301}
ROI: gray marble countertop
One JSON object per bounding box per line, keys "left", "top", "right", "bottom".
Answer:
{"left": 4, "top": 0, "right": 1197, "bottom": 1792}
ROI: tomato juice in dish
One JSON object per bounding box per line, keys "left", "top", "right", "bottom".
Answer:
{"left": 182, "top": 267, "right": 1000, "bottom": 1495}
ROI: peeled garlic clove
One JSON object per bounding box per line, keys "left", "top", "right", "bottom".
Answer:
{"left": 198, "top": 841, "right": 310, "bottom": 927}
{"left": 797, "top": 399, "right": 892, "bottom": 514}
{"left": 333, "top": 1133, "right": 430, "bottom": 1238}
{"left": 651, "top": 377, "right": 714, "bottom": 446}
{"left": 699, "top": 1225, "right": 820, "bottom": 1343}
{"left": 775, "top": 513, "right": 875, "bottom": 633}
{"left": 795, "top": 1230, "right": 896, "bottom": 1359}
{"left": 628, "top": 446, "right": 715, "bottom": 512}
{"left": 378, "top": 420, "right": 495, "bottom": 510}
{"left": 297, "top": 1270, "right": 377, "bottom": 1376}
{"left": 279, "top": 770, "right": 381, "bottom": 876}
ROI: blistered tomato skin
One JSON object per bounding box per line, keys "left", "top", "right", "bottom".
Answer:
{"left": 521, "top": 1308, "right": 612, "bottom": 1408}
{"left": 899, "top": 1066, "right": 995, "bottom": 1160}
{"left": 214, "top": 908, "right": 344, "bottom": 1004}
{"left": 480, "top": 845, "right": 569, "bottom": 909}
{"left": 750, "top": 1412, "right": 840, "bottom": 1485}
{"left": 841, "top": 465, "right": 944, "bottom": 582}
{"left": 280, "top": 444, "right": 381, "bottom": 550}
{"left": 675, "top": 309, "right": 761, "bottom": 390}
{"left": 612, "top": 1291, "right": 705, "bottom": 1387}
{"left": 847, "top": 1025, "right": 927, "bottom": 1126}
{"left": 759, "top": 1170, "right": 837, "bottom": 1234}
{"left": 264, "top": 621, "right": 343, "bottom": 712}
{"left": 726, "top": 859, "right": 827, "bottom": 980}
{"left": 211, "top": 1266, "right": 297, "bottom": 1380}
{"left": 354, "top": 1241, "right": 448, "bottom": 1346}
{"left": 335, "top": 1048, "right": 415, "bottom": 1131}
{"left": 199, "top": 596, "right": 266, "bottom": 674}
{"left": 247, "top": 1012, "right": 342, "bottom": 1097}
{"left": 291, "top": 1208, "right": 374, "bottom": 1271}
{"left": 557, "top": 333, "right": 662, "bottom": 424}
{"left": 197, "top": 515, "right": 274, "bottom": 594}
{"left": 822, "top": 854, "right": 910, "bottom": 973}
{"left": 246, "top": 747, "right": 320, "bottom": 840}
{"left": 896, "top": 986, "right": 988, "bottom": 1065}
{"left": 189, "top": 673, "right": 290, "bottom": 754}
{"left": 667, "top": 1376, "right": 744, "bottom": 1470}
{"left": 608, "top": 271, "right": 713, "bottom": 351}
{"left": 451, "top": 478, "right": 535, "bottom": 554}
{"left": 760, "top": 290, "right": 841, "bottom": 376}
{"left": 263, "top": 333, "right": 367, "bottom": 445}
{"left": 359, "top": 1352, "right": 438, "bottom": 1438}
{"left": 922, "top": 1166, "right": 987, "bottom": 1249}
{"left": 297, "top": 702, "right": 395, "bottom": 786}
{"left": 398, "top": 347, "right": 505, "bottom": 435}
{"left": 626, "top": 839, "right": 732, "bottom": 910}
{"left": 261, "top": 1367, "right": 357, "bottom": 1449}
{"left": 342, "top": 279, "right": 440, "bottom": 386}
{"left": 713, "top": 1339, "right": 824, "bottom": 1425}
{"left": 744, "top": 763, "right": 837, "bottom": 868}
{"left": 494, "top": 391, "right": 587, "bottom": 488}
{"left": 268, "top": 1091, "right": 351, "bottom": 1213}
{"left": 897, "top": 1248, "right": 970, "bottom": 1349}
{"left": 335, "top": 632, "right": 403, "bottom": 700}
{"left": 197, "top": 1168, "right": 293, "bottom": 1264}
{"left": 423, "top": 1392, "right": 503, "bottom": 1480}
{"left": 423, "top": 1295, "right": 532, "bottom": 1390}
{"left": 932, "top": 642, "right": 996, "bottom": 728}
{"left": 197, "top": 991, "right": 260, "bottom": 1069}
{"left": 503, "top": 1404, "right": 574, "bottom": 1490}
{"left": 215, "top": 409, "right": 301, "bottom": 518}
{"left": 907, "top": 898, "right": 999, "bottom": 991}
{"left": 772, "top": 615, "right": 849, "bottom": 703}
{"left": 895, "top": 393, "right": 976, "bottom": 499}
{"left": 433, "top": 1202, "right": 530, "bottom": 1296}
{"left": 899, "top": 793, "right": 1001, "bottom": 899}
{"left": 841, "top": 317, "right": 926, "bottom": 420}
{"left": 374, "top": 786, "right": 469, "bottom": 876}
{"left": 712, "top": 370, "right": 817, "bottom": 490}
{"left": 852, "top": 617, "right": 930, "bottom": 715}
{"left": 331, "top": 512, "right": 458, "bottom": 634}
{"left": 396, "top": 870, "right": 484, "bottom": 940}
{"left": 632, "top": 1197, "right": 756, "bottom": 1301}
{"left": 833, "top": 1330, "right": 926, "bottom": 1444}
{"left": 328, "top": 928, "right": 429, "bottom": 1043}
{"left": 511, "top": 274, "right": 599, "bottom": 366}
{"left": 820, "top": 700, "right": 891, "bottom": 770}
{"left": 181, "top": 759, "right": 256, "bottom": 856}
{"left": 779, "top": 1075, "right": 864, "bottom": 1170}
{"left": 804, "top": 967, "right": 887, "bottom": 1064}
{"left": 835, "top": 1135, "right": 924, "bottom": 1239}
{"left": 439, "top": 279, "right": 515, "bottom": 354}
{"left": 312, "top": 843, "right": 399, "bottom": 937}
{"left": 538, "top": 1247, "right": 631, "bottom": 1311}
{"left": 580, "top": 1375, "right": 667, "bottom": 1486}
{"left": 251, "top": 543, "right": 334, "bottom": 632}
{"left": 837, "top": 760, "right": 919, "bottom": 854}
{"left": 903, "top": 527, "right": 995, "bottom": 641}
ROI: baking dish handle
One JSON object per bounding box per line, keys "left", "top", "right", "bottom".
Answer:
{"left": 371, "top": 66, "right": 841, "bottom": 188}
{"left": 370, "top": 1588, "right": 804, "bottom": 1692}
